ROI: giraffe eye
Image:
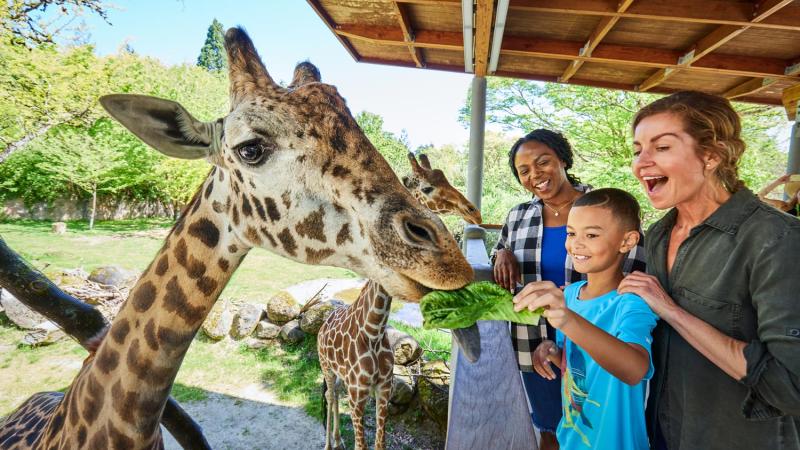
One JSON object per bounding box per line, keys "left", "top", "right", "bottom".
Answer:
{"left": 235, "top": 140, "right": 271, "bottom": 165}
{"left": 421, "top": 187, "right": 434, "bottom": 195}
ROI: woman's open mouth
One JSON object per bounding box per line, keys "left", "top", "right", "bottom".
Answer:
{"left": 642, "top": 175, "right": 668, "bottom": 194}
{"left": 534, "top": 179, "right": 551, "bottom": 192}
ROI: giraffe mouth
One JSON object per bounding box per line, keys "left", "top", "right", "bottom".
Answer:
{"left": 452, "top": 323, "right": 481, "bottom": 363}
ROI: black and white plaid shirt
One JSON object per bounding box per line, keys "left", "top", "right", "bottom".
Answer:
{"left": 492, "top": 184, "right": 647, "bottom": 372}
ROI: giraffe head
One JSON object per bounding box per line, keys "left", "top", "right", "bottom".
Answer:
{"left": 99, "top": 28, "right": 471, "bottom": 301}
{"left": 403, "top": 153, "right": 482, "bottom": 224}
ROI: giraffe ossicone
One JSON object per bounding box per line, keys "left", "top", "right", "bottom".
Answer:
{"left": 0, "top": 27, "right": 472, "bottom": 449}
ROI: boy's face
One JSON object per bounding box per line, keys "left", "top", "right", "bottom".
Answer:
{"left": 566, "top": 205, "right": 639, "bottom": 275}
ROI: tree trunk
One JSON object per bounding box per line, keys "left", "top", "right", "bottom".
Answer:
{"left": 89, "top": 185, "right": 97, "bottom": 230}
{"left": 0, "top": 123, "right": 55, "bottom": 164}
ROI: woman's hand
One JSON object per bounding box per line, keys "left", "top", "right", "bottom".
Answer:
{"left": 533, "top": 340, "right": 561, "bottom": 380}
{"left": 513, "top": 281, "right": 574, "bottom": 329}
{"left": 493, "top": 248, "right": 520, "bottom": 292}
{"left": 618, "top": 271, "right": 679, "bottom": 320}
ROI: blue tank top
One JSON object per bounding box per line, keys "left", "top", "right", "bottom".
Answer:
{"left": 541, "top": 226, "right": 567, "bottom": 288}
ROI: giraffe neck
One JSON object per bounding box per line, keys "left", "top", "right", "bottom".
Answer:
{"left": 52, "top": 174, "right": 249, "bottom": 445}
{"left": 350, "top": 280, "right": 392, "bottom": 344}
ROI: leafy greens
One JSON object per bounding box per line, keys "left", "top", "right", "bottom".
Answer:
{"left": 420, "top": 281, "right": 543, "bottom": 330}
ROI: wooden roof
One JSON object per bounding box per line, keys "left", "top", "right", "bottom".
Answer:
{"left": 307, "top": 0, "right": 800, "bottom": 117}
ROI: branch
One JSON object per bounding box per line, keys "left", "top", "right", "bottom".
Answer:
{"left": 0, "top": 236, "right": 211, "bottom": 450}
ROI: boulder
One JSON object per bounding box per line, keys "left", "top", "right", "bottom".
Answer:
{"left": 51, "top": 222, "right": 67, "bottom": 234}
{"left": 385, "top": 326, "right": 422, "bottom": 366}
{"left": 0, "top": 289, "right": 47, "bottom": 329}
{"left": 299, "top": 301, "right": 337, "bottom": 334}
{"left": 202, "top": 300, "right": 235, "bottom": 340}
{"left": 266, "top": 291, "right": 300, "bottom": 325}
{"left": 418, "top": 360, "right": 450, "bottom": 431}
{"left": 244, "top": 337, "right": 271, "bottom": 350}
{"left": 88, "top": 265, "right": 138, "bottom": 288}
{"left": 255, "top": 320, "right": 281, "bottom": 339}
{"left": 22, "top": 321, "right": 65, "bottom": 346}
{"left": 390, "top": 368, "right": 416, "bottom": 406}
{"left": 231, "top": 303, "right": 264, "bottom": 339}
{"left": 279, "top": 319, "right": 305, "bottom": 344}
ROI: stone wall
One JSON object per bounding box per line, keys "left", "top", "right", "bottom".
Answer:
{"left": 2, "top": 197, "right": 179, "bottom": 221}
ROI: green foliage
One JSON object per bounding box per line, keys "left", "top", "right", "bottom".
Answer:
{"left": 420, "top": 281, "right": 542, "bottom": 329}
{"left": 0, "top": 0, "right": 110, "bottom": 46}
{"left": 196, "top": 18, "right": 226, "bottom": 72}
{"left": 461, "top": 79, "right": 788, "bottom": 226}
{"left": 356, "top": 111, "right": 411, "bottom": 174}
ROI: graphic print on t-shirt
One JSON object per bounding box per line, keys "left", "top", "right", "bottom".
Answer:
{"left": 562, "top": 341, "right": 601, "bottom": 447}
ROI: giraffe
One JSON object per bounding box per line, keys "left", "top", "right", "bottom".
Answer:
{"left": 0, "top": 28, "right": 473, "bottom": 449}
{"left": 318, "top": 152, "right": 481, "bottom": 450}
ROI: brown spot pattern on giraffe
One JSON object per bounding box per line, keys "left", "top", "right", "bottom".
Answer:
{"left": 295, "top": 206, "right": 326, "bottom": 242}
{"left": 163, "top": 277, "right": 205, "bottom": 324}
{"left": 155, "top": 254, "right": 169, "bottom": 276}
{"left": 277, "top": 228, "right": 297, "bottom": 256}
{"left": 306, "top": 248, "right": 335, "bottom": 264}
{"left": 131, "top": 281, "right": 157, "bottom": 312}
{"left": 187, "top": 218, "right": 220, "bottom": 248}
{"left": 264, "top": 197, "right": 281, "bottom": 222}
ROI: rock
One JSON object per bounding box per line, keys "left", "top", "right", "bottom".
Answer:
{"left": 279, "top": 319, "right": 305, "bottom": 344}
{"left": 299, "top": 301, "right": 337, "bottom": 334}
{"left": 255, "top": 320, "right": 281, "bottom": 339}
{"left": 22, "top": 321, "right": 65, "bottom": 346}
{"left": 88, "top": 265, "right": 138, "bottom": 288}
{"left": 390, "top": 369, "right": 416, "bottom": 406}
{"left": 385, "top": 326, "right": 422, "bottom": 366}
{"left": 418, "top": 360, "right": 450, "bottom": 431}
{"left": 266, "top": 291, "right": 300, "bottom": 325}
{"left": 0, "top": 290, "right": 47, "bottom": 329}
{"left": 202, "top": 300, "right": 235, "bottom": 340}
{"left": 244, "top": 337, "right": 272, "bottom": 350}
{"left": 231, "top": 303, "right": 264, "bottom": 339}
{"left": 51, "top": 222, "right": 67, "bottom": 234}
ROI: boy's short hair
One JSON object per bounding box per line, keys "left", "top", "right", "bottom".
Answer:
{"left": 574, "top": 188, "right": 641, "bottom": 232}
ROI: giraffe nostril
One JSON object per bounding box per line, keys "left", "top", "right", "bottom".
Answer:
{"left": 404, "top": 220, "right": 433, "bottom": 244}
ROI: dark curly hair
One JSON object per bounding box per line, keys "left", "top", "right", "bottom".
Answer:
{"left": 508, "top": 129, "right": 580, "bottom": 186}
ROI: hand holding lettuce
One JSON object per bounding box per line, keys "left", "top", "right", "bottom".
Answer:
{"left": 420, "top": 281, "right": 543, "bottom": 330}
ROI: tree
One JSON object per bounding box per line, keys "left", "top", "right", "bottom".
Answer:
{"left": 196, "top": 18, "right": 226, "bottom": 72}
{"left": 35, "top": 123, "right": 126, "bottom": 229}
{"left": 0, "top": 0, "right": 110, "bottom": 47}
{"left": 356, "top": 111, "right": 411, "bottom": 174}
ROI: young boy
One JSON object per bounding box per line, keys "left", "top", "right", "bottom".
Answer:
{"left": 513, "top": 188, "right": 657, "bottom": 450}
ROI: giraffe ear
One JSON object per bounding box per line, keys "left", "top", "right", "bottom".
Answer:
{"left": 100, "top": 94, "right": 219, "bottom": 160}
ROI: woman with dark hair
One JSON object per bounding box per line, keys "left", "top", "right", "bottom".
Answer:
{"left": 619, "top": 91, "right": 800, "bottom": 450}
{"left": 492, "top": 129, "right": 646, "bottom": 449}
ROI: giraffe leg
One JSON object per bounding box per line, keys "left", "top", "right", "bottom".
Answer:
{"left": 332, "top": 379, "right": 345, "bottom": 450}
{"left": 348, "top": 387, "right": 370, "bottom": 450}
{"left": 323, "top": 372, "right": 337, "bottom": 450}
{"left": 374, "top": 377, "right": 392, "bottom": 450}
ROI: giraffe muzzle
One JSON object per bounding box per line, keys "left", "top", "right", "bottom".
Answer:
{"left": 452, "top": 323, "right": 481, "bottom": 363}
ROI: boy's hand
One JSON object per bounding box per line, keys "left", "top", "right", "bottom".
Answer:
{"left": 533, "top": 340, "right": 561, "bottom": 380}
{"left": 513, "top": 281, "right": 575, "bottom": 329}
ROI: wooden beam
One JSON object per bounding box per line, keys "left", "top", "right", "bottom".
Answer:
{"left": 560, "top": 0, "right": 635, "bottom": 82}
{"left": 306, "top": 0, "right": 361, "bottom": 62}
{"left": 723, "top": 78, "right": 778, "bottom": 99}
{"left": 474, "top": 0, "right": 495, "bottom": 77}
{"left": 782, "top": 83, "right": 800, "bottom": 120}
{"left": 509, "top": 0, "right": 800, "bottom": 32}
{"left": 636, "top": 0, "right": 793, "bottom": 92}
{"left": 392, "top": 2, "right": 425, "bottom": 67}
{"left": 333, "top": 25, "right": 799, "bottom": 81}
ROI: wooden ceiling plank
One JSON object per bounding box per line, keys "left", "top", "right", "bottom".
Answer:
{"left": 474, "top": 0, "right": 495, "bottom": 77}
{"left": 391, "top": 2, "right": 425, "bottom": 67}
{"left": 509, "top": 0, "right": 800, "bottom": 32}
{"left": 636, "top": 0, "right": 793, "bottom": 92}
{"left": 782, "top": 83, "right": 800, "bottom": 120}
{"left": 559, "top": 0, "right": 635, "bottom": 82}
{"left": 306, "top": 0, "right": 361, "bottom": 62}
{"left": 723, "top": 77, "right": 777, "bottom": 99}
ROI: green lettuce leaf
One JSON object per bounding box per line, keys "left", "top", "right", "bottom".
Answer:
{"left": 420, "top": 281, "right": 543, "bottom": 330}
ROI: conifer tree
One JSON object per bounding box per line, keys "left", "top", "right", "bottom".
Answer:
{"left": 196, "top": 19, "right": 226, "bottom": 72}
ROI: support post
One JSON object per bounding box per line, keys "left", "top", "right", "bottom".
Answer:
{"left": 788, "top": 107, "right": 800, "bottom": 177}
{"left": 467, "top": 76, "right": 486, "bottom": 211}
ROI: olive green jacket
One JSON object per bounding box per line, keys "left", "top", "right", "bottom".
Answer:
{"left": 646, "top": 188, "right": 800, "bottom": 450}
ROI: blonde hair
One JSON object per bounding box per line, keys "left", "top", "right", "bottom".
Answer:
{"left": 632, "top": 91, "right": 746, "bottom": 192}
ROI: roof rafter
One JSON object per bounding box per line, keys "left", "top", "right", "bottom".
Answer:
{"left": 334, "top": 24, "right": 799, "bottom": 81}
{"left": 636, "top": 0, "right": 794, "bottom": 92}
{"left": 506, "top": 0, "right": 800, "bottom": 31}
{"left": 560, "top": 0, "right": 635, "bottom": 82}
{"left": 391, "top": 1, "right": 425, "bottom": 67}
{"left": 307, "top": 0, "right": 362, "bottom": 62}
{"left": 474, "top": 0, "right": 495, "bottom": 76}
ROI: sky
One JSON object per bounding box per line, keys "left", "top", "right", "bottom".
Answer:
{"left": 74, "top": 0, "right": 477, "bottom": 150}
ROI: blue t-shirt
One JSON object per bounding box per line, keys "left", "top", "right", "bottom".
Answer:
{"left": 540, "top": 225, "right": 567, "bottom": 288}
{"left": 555, "top": 281, "right": 658, "bottom": 450}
